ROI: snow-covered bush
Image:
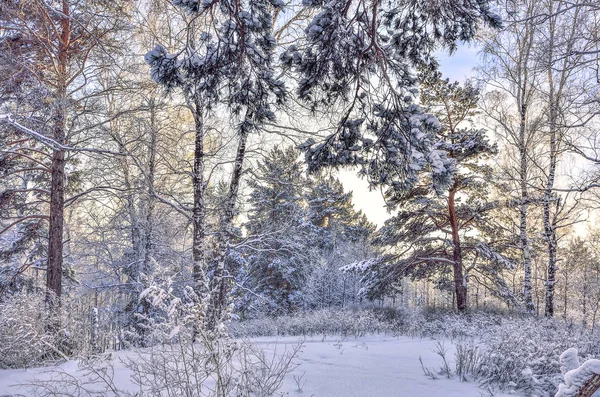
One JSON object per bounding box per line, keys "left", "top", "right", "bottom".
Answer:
{"left": 417, "top": 308, "right": 509, "bottom": 340}
{"left": 230, "top": 307, "right": 400, "bottom": 338}
{"left": 417, "top": 311, "right": 600, "bottom": 396}
{"left": 16, "top": 278, "right": 301, "bottom": 396}
{"left": 0, "top": 291, "right": 86, "bottom": 369}
{"left": 454, "top": 341, "right": 484, "bottom": 382}
{"left": 124, "top": 337, "right": 301, "bottom": 397}
{"left": 127, "top": 272, "right": 298, "bottom": 396}
{"left": 20, "top": 357, "right": 134, "bottom": 397}
{"left": 232, "top": 306, "right": 600, "bottom": 396}
{"left": 19, "top": 338, "right": 301, "bottom": 397}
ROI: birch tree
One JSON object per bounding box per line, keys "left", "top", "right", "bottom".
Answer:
{"left": 479, "top": 0, "right": 595, "bottom": 315}
{"left": 478, "top": 0, "right": 545, "bottom": 312}
{"left": 535, "top": 0, "right": 590, "bottom": 316}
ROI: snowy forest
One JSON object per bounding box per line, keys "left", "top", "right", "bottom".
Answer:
{"left": 2, "top": 0, "right": 600, "bottom": 396}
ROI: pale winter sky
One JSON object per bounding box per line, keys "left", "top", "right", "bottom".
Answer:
{"left": 337, "top": 44, "right": 481, "bottom": 227}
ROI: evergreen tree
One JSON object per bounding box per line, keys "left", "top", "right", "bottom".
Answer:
{"left": 348, "top": 73, "right": 513, "bottom": 311}
{"left": 0, "top": 0, "right": 126, "bottom": 303}
{"left": 240, "top": 146, "right": 313, "bottom": 314}
{"left": 286, "top": 0, "right": 502, "bottom": 199}
{"left": 0, "top": 125, "right": 48, "bottom": 294}
{"left": 144, "top": 0, "right": 287, "bottom": 330}
{"left": 304, "top": 175, "right": 375, "bottom": 309}
{"left": 240, "top": 148, "right": 376, "bottom": 314}
{"left": 307, "top": 176, "right": 353, "bottom": 229}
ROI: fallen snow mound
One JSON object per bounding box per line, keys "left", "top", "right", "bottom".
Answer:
{"left": 555, "top": 348, "right": 600, "bottom": 397}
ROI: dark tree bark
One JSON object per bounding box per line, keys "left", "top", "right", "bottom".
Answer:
{"left": 448, "top": 188, "right": 467, "bottom": 312}
{"left": 46, "top": 1, "right": 70, "bottom": 302}
{"left": 191, "top": 99, "right": 208, "bottom": 293}
{"left": 47, "top": 146, "right": 66, "bottom": 301}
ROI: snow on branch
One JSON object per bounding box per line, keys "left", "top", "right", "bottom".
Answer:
{"left": 556, "top": 348, "right": 600, "bottom": 397}
{"left": 0, "top": 114, "right": 124, "bottom": 156}
{"left": 0, "top": 215, "right": 49, "bottom": 236}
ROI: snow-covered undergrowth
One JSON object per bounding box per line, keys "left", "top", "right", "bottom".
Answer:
{"left": 0, "top": 291, "right": 88, "bottom": 369}
{"left": 420, "top": 311, "right": 600, "bottom": 396}
{"left": 0, "top": 338, "right": 302, "bottom": 397}
{"left": 230, "top": 307, "right": 400, "bottom": 338}
{"left": 2, "top": 301, "right": 599, "bottom": 397}
{"left": 232, "top": 308, "right": 600, "bottom": 396}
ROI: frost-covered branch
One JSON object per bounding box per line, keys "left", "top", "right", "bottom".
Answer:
{"left": 0, "top": 114, "right": 124, "bottom": 156}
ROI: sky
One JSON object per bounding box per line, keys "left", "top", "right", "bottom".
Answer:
{"left": 337, "top": 44, "right": 481, "bottom": 227}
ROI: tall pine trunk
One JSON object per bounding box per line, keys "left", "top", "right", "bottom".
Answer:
{"left": 449, "top": 189, "right": 467, "bottom": 312}
{"left": 47, "top": 142, "right": 66, "bottom": 302}
{"left": 46, "top": 1, "right": 70, "bottom": 303}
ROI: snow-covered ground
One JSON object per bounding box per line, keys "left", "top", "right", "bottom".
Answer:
{"left": 271, "top": 335, "right": 519, "bottom": 397}
{"left": 0, "top": 335, "right": 522, "bottom": 397}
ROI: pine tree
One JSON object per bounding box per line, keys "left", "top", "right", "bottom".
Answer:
{"left": 0, "top": 133, "right": 48, "bottom": 295}
{"left": 304, "top": 175, "right": 375, "bottom": 309}
{"left": 240, "top": 146, "right": 313, "bottom": 314}
{"left": 286, "top": 0, "right": 502, "bottom": 198}
{"left": 307, "top": 176, "right": 353, "bottom": 230}
{"left": 0, "top": 0, "right": 127, "bottom": 304}
{"left": 349, "top": 73, "right": 513, "bottom": 311}
{"left": 144, "top": 0, "right": 287, "bottom": 329}
{"left": 240, "top": 148, "right": 377, "bottom": 314}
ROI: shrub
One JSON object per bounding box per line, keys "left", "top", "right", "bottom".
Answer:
{"left": 229, "top": 307, "right": 400, "bottom": 338}
{"left": 0, "top": 291, "right": 86, "bottom": 369}
{"left": 415, "top": 311, "right": 600, "bottom": 396}
{"left": 231, "top": 307, "right": 600, "bottom": 396}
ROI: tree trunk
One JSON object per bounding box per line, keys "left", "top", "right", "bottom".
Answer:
{"left": 543, "top": 1, "right": 558, "bottom": 317}
{"left": 46, "top": 1, "right": 70, "bottom": 303}
{"left": 541, "top": 0, "right": 581, "bottom": 318}
{"left": 47, "top": 146, "right": 66, "bottom": 301}
{"left": 207, "top": 124, "right": 249, "bottom": 331}
{"left": 191, "top": 100, "right": 208, "bottom": 294}
{"left": 516, "top": 2, "right": 536, "bottom": 313}
{"left": 142, "top": 97, "right": 158, "bottom": 274}
{"left": 543, "top": 110, "right": 558, "bottom": 317}
{"left": 519, "top": 159, "right": 534, "bottom": 312}
{"left": 119, "top": 141, "right": 141, "bottom": 262}
{"left": 519, "top": 91, "right": 534, "bottom": 313}
{"left": 582, "top": 281, "right": 588, "bottom": 328}
{"left": 563, "top": 268, "right": 568, "bottom": 319}
{"left": 448, "top": 189, "right": 467, "bottom": 312}
{"left": 90, "top": 307, "right": 99, "bottom": 354}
